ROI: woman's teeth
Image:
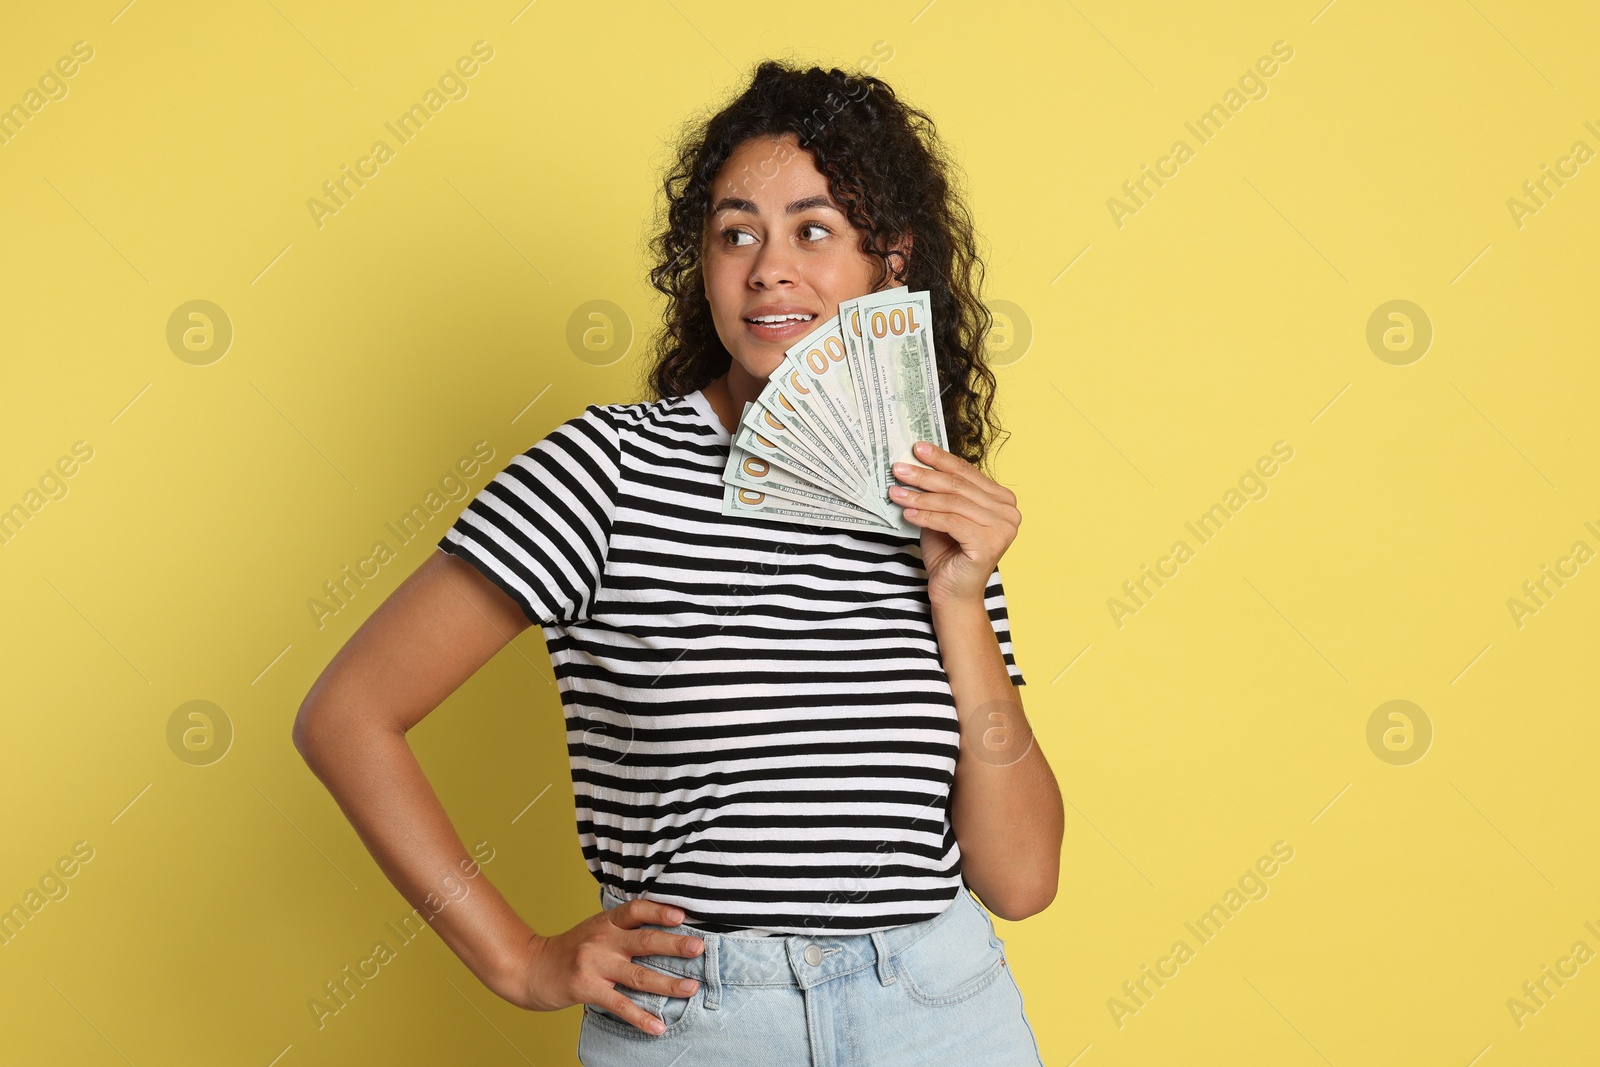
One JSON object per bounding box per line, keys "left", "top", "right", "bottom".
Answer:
{"left": 747, "top": 314, "right": 815, "bottom": 324}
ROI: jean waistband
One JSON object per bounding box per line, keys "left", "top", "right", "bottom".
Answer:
{"left": 597, "top": 883, "right": 975, "bottom": 1005}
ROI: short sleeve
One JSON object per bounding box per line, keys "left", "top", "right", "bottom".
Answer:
{"left": 436, "top": 408, "right": 620, "bottom": 626}
{"left": 984, "top": 568, "right": 1026, "bottom": 686}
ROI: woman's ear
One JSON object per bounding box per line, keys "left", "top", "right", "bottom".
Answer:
{"left": 887, "top": 232, "right": 913, "bottom": 284}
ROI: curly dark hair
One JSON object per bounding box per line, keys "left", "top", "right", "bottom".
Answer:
{"left": 644, "top": 58, "right": 1002, "bottom": 467}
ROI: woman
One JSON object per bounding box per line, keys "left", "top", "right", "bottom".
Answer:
{"left": 294, "top": 59, "right": 1062, "bottom": 1065}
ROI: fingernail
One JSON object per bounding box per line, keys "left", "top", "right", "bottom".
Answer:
{"left": 680, "top": 979, "right": 698, "bottom": 992}
{"left": 668, "top": 909, "right": 684, "bottom": 922}
{"left": 893, "top": 463, "right": 910, "bottom": 477}
{"left": 916, "top": 442, "right": 931, "bottom": 456}
{"left": 651, "top": 1018, "right": 666, "bottom": 1034}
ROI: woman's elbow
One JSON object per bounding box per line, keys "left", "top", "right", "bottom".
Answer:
{"left": 991, "top": 890, "right": 1056, "bottom": 923}
{"left": 292, "top": 692, "right": 344, "bottom": 766}
{"left": 292, "top": 670, "right": 366, "bottom": 763}
{"left": 982, "top": 870, "right": 1059, "bottom": 922}
{"left": 291, "top": 700, "right": 322, "bottom": 761}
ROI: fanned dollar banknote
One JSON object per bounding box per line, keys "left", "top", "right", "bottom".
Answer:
{"left": 720, "top": 286, "right": 948, "bottom": 536}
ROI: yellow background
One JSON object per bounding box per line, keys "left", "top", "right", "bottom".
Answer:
{"left": 3, "top": 1, "right": 1597, "bottom": 1064}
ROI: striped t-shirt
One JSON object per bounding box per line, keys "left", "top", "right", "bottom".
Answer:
{"left": 436, "top": 389, "right": 1025, "bottom": 935}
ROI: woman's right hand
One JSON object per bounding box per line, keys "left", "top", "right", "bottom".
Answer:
{"left": 497, "top": 898, "right": 706, "bottom": 1035}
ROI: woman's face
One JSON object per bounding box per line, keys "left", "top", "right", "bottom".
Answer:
{"left": 701, "top": 133, "right": 900, "bottom": 382}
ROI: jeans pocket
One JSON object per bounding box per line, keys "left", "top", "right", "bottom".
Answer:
{"left": 893, "top": 890, "right": 1007, "bottom": 1007}
{"left": 582, "top": 957, "right": 699, "bottom": 1037}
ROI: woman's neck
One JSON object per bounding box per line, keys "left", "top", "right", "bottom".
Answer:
{"left": 703, "top": 362, "right": 769, "bottom": 434}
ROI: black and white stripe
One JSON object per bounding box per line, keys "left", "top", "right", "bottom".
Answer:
{"left": 438, "top": 390, "right": 1024, "bottom": 934}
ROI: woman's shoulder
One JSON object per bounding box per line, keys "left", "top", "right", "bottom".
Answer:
{"left": 579, "top": 393, "right": 695, "bottom": 425}
{"left": 515, "top": 393, "right": 721, "bottom": 482}
{"left": 567, "top": 392, "right": 720, "bottom": 448}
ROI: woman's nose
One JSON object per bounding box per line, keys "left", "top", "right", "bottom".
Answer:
{"left": 749, "top": 240, "right": 798, "bottom": 288}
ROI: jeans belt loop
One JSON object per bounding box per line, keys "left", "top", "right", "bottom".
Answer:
{"left": 702, "top": 931, "right": 722, "bottom": 1010}
{"left": 870, "top": 930, "right": 897, "bottom": 986}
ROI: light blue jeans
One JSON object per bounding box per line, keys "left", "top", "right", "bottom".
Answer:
{"left": 577, "top": 883, "right": 1046, "bottom": 1066}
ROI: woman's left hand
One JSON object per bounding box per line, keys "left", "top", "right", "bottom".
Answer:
{"left": 890, "top": 441, "right": 1021, "bottom": 609}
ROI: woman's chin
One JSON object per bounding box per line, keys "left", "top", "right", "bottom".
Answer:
{"left": 730, "top": 352, "right": 787, "bottom": 383}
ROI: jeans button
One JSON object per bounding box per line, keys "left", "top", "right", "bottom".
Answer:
{"left": 803, "top": 944, "right": 824, "bottom": 966}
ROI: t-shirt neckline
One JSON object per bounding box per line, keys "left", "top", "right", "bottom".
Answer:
{"left": 686, "top": 388, "right": 732, "bottom": 445}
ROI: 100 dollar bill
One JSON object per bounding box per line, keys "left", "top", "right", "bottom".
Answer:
{"left": 837, "top": 288, "right": 937, "bottom": 536}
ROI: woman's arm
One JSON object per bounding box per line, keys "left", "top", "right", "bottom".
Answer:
{"left": 932, "top": 598, "right": 1062, "bottom": 921}
{"left": 292, "top": 549, "right": 543, "bottom": 996}
{"left": 293, "top": 548, "right": 710, "bottom": 1032}
{"left": 891, "top": 442, "right": 1064, "bottom": 921}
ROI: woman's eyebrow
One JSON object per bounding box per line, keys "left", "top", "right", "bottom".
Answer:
{"left": 709, "top": 194, "right": 839, "bottom": 216}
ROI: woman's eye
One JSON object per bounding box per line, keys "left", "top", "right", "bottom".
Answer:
{"left": 722, "top": 228, "right": 755, "bottom": 247}
{"left": 799, "top": 222, "right": 831, "bottom": 241}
